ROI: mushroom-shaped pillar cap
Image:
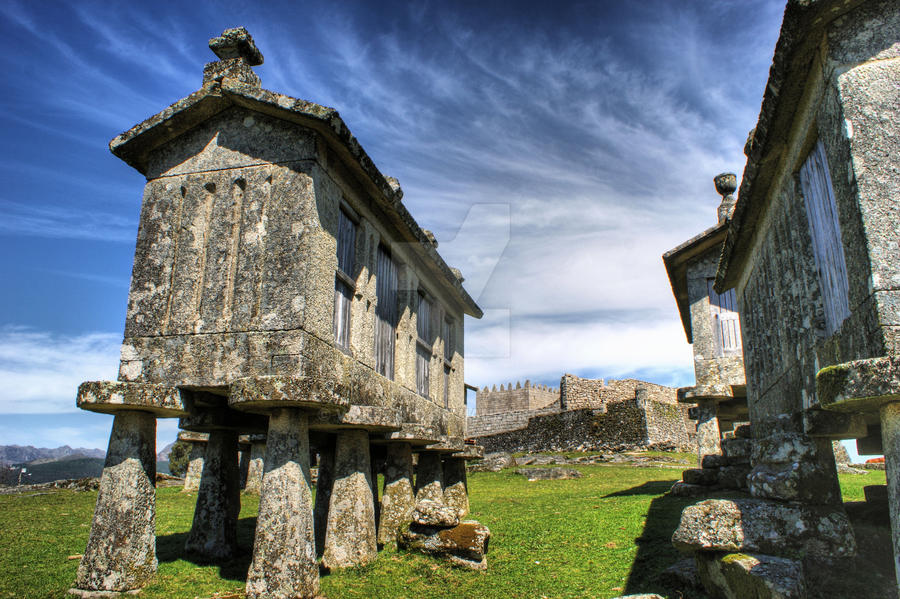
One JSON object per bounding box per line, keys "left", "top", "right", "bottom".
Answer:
{"left": 77, "top": 381, "right": 187, "bottom": 417}
{"left": 229, "top": 375, "right": 350, "bottom": 414}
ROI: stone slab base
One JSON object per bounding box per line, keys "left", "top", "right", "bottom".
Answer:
{"left": 695, "top": 552, "right": 804, "bottom": 599}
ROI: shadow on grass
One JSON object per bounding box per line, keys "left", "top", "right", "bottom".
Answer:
{"left": 602, "top": 479, "right": 678, "bottom": 498}
{"left": 156, "top": 516, "right": 257, "bottom": 582}
{"left": 602, "top": 480, "right": 709, "bottom": 598}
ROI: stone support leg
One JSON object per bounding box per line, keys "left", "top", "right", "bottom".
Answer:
{"left": 75, "top": 411, "right": 157, "bottom": 592}
{"left": 245, "top": 441, "right": 266, "bottom": 494}
{"left": 183, "top": 442, "right": 206, "bottom": 492}
{"left": 322, "top": 430, "right": 377, "bottom": 569}
{"left": 185, "top": 430, "right": 241, "bottom": 560}
{"left": 415, "top": 451, "right": 444, "bottom": 504}
{"left": 313, "top": 437, "right": 335, "bottom": 557}
{"left": 378, "top": 443, "right": 415, "bottom": 546}
{"left": 880, "top": 402, "right": 900, "bottom": 589}
{"left": 443, "top": 457, "right": 469, "bottom": 517}
{"left": 246, "top": 409, "right": 318, "bottom": 599}
{"left": 695, "top": 399, "right": 722, "bottom": 466}
{"left": 239, "top": 448, "right": 251, "bottom": 489}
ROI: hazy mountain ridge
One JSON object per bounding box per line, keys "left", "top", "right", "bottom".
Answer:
{"left": 0, "top": 445, "right": 105, "bottom": 466}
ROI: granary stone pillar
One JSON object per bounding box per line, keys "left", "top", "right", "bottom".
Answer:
{"left": 245, "top": 408, "right": 319, "bottom": 599}
{"left": 373, "top": 423, "right": 440, "bottom": 546}
{"left": 230, "top": 375, "right": 351, "bottom": 599}
{"left": 75, "top": 410, "right": 158, "bottom": 592}
{"left": 184, "top": 429, "right": 241, "bottom": 560}
{"left": 313, "top": 436, "right": 335, "bottom": 557}
{"left": 379, "top": 442, "right": 415, "bottom": 545}
{"left": 238, "top": 435, "right": 252, "bottom": 489}
{"left": 415, "top": 451, "right": 445, "bottom": 504}
{"left": 817, "top": 356, "right": 900, "bottom": 588}
{"left": 72, "top": 381, "right": 185, "bottom": 595}
{"left": 244, "top": 434, "right": 266, "bottom": 494}
{"left": 322, "top": 429, "right": 378, "bottom": 569}
{"left": 443, "top": 458, "right": 469, "bottom": 517}
{"left": 180, "top": 431, "right": 209, "bottom": 492}
{"left": 881, "top": 402, "right": 900, "bottom": 586}
{"left": 694, "top": 399, "right": 722, "bottom": 466}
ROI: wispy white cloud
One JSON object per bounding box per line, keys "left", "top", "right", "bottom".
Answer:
{"left": 0, "top": 326, "right": 121, "bottom": 414}
{"left": 0, "top": 199, "right": 137, "bottom": 242}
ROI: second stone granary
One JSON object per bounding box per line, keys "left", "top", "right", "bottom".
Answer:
{"left": 663, "top": 173, "right": 749, "bottom": 464}
{"left": 72, "top": 28, "right": 483, "bottom": 599}
{"left": 671, "top": 0, "right": 900, "bottom": 596}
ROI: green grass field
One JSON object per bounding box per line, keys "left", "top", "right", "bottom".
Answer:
{"left": 0, "top": 458, "right": 891, "bottom": 599}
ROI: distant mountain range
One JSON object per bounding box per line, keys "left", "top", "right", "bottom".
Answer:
{"left": 0, "top": 445, "right": 105, "bottom": 466}
{"left": 157, "top": 441, "right": 175, "bottom": 461}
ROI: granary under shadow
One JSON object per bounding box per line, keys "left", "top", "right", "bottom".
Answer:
{"left": 72, "top": 28, "right": 486, "bottom": 598}
{"left": 670, "top": 0, "right": 900, "bottom": 596}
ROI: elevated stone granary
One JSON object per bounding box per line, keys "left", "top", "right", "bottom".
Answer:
{"left": 673, "top": 0, "right": 899, "bottom": 595}
{"left": 72, "top": 27, "right": 483, "bottom": 598}
{"left": 663, "top": 174, "right": 749, "bottom": 467}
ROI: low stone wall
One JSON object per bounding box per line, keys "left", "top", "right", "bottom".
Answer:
{"left": 475, "top": 402, "right": 692, "bottom": 454}
{"left": 467, "top": 406, "right": 562, "bottom": 438}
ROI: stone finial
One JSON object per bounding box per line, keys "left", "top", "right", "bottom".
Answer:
{"left": 203, "top": 27, "right": 263, "bottom": 87}
{"left": 423, "top": 230, "right": 438, "bottom": 249}
{"left": 209, "top": 27, "right": 264, "bottom": 65}
{"left": 450, "top": 267, "right": 465, "bottom": 283}
{"left": 714, "top": 172, "right": 738, "bottom": 223}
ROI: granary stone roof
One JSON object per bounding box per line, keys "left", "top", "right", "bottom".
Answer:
{"left": 715, "top": 0, "right": 866, "bottom": 291}
{"left": 109, "top": 29, "right": 482, "bottom": 319}
{"left": 662, "top": 219, "right": 728, "bottom": 343}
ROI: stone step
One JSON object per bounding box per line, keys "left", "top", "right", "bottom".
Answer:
{"left": 683, "top": 468, "right": 719, "bottom": 486}
{"left": 721, "top": 438, "right": 751, "bottom": 463}
{"left": 669, "top": 482, "right": 716, "bottom": 498}
{"left": 672, "top": 498, "right": 856, "bottom": 560}
{"left": 696, "top": 552, "right": 804, "bottom": 599}
{"left": 701, "top": 454, "right": 728, "bottom": 469}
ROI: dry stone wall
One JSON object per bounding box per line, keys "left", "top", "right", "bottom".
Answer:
{"left": 468, "top": 374, "right": 694, "bottom": 452}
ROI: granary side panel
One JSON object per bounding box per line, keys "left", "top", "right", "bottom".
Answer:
{"left": 686, "top": 253, "right": 746, "bottom": 389}
{"left": 734, "top": 8, "right": 900, "bottom": 418}
{"left": 313, "top": 145, "right": 469, "bottom": 422}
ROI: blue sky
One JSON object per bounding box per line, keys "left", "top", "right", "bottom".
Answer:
{"left": 2, "top": 0, "right": 861, "bottom": 457}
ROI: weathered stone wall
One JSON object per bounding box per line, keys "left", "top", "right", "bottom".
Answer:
{"left": 466, "top": 405, "right": 561, "bottom": 438}
{"left": 468, "top": 374, "right": 692, "bottom": 449}
{"left": 474, "top": 381, "right": 559, "bottom": 416}
{"left": 559, "top": 374, "right": 604, "bottom": 410}
{"left": 476, "top": 400, "right": 693, "bottom": 454}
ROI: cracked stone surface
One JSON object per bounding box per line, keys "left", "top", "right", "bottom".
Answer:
{"left": 245, "top": 409, "right": 318, "bottom": 599}
{"left": 322, "top": 430, "right": 377, "bottom": 569}
{"left": 378, "top": 443, "right": 415, "bottom": 546}
{"left": 75, "top": 411, "right": 157, "bottom": 592}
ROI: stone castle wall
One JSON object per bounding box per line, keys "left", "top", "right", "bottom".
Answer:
{"left": 474, "top": 381, "right": 560, "bottom": 416}
{"left": 468, "top": 374, "right": 694, "bottom": 452}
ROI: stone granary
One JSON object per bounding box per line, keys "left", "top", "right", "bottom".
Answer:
{"left": 72, "top": 28, "right": 484, "bottom": 598}
{"left": 663, "top": 173, "right": 749, "bottom": 465}
{"left": 673, "top": 0, "right": 899, "bottom": 595}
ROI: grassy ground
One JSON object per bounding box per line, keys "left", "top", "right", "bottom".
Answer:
{"left": 0, "top": 458, "right": 890, "bottom": 599}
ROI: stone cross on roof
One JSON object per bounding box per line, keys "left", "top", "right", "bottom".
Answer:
{"left": 209, "top": 27, "right": 264, "bottom": 66}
